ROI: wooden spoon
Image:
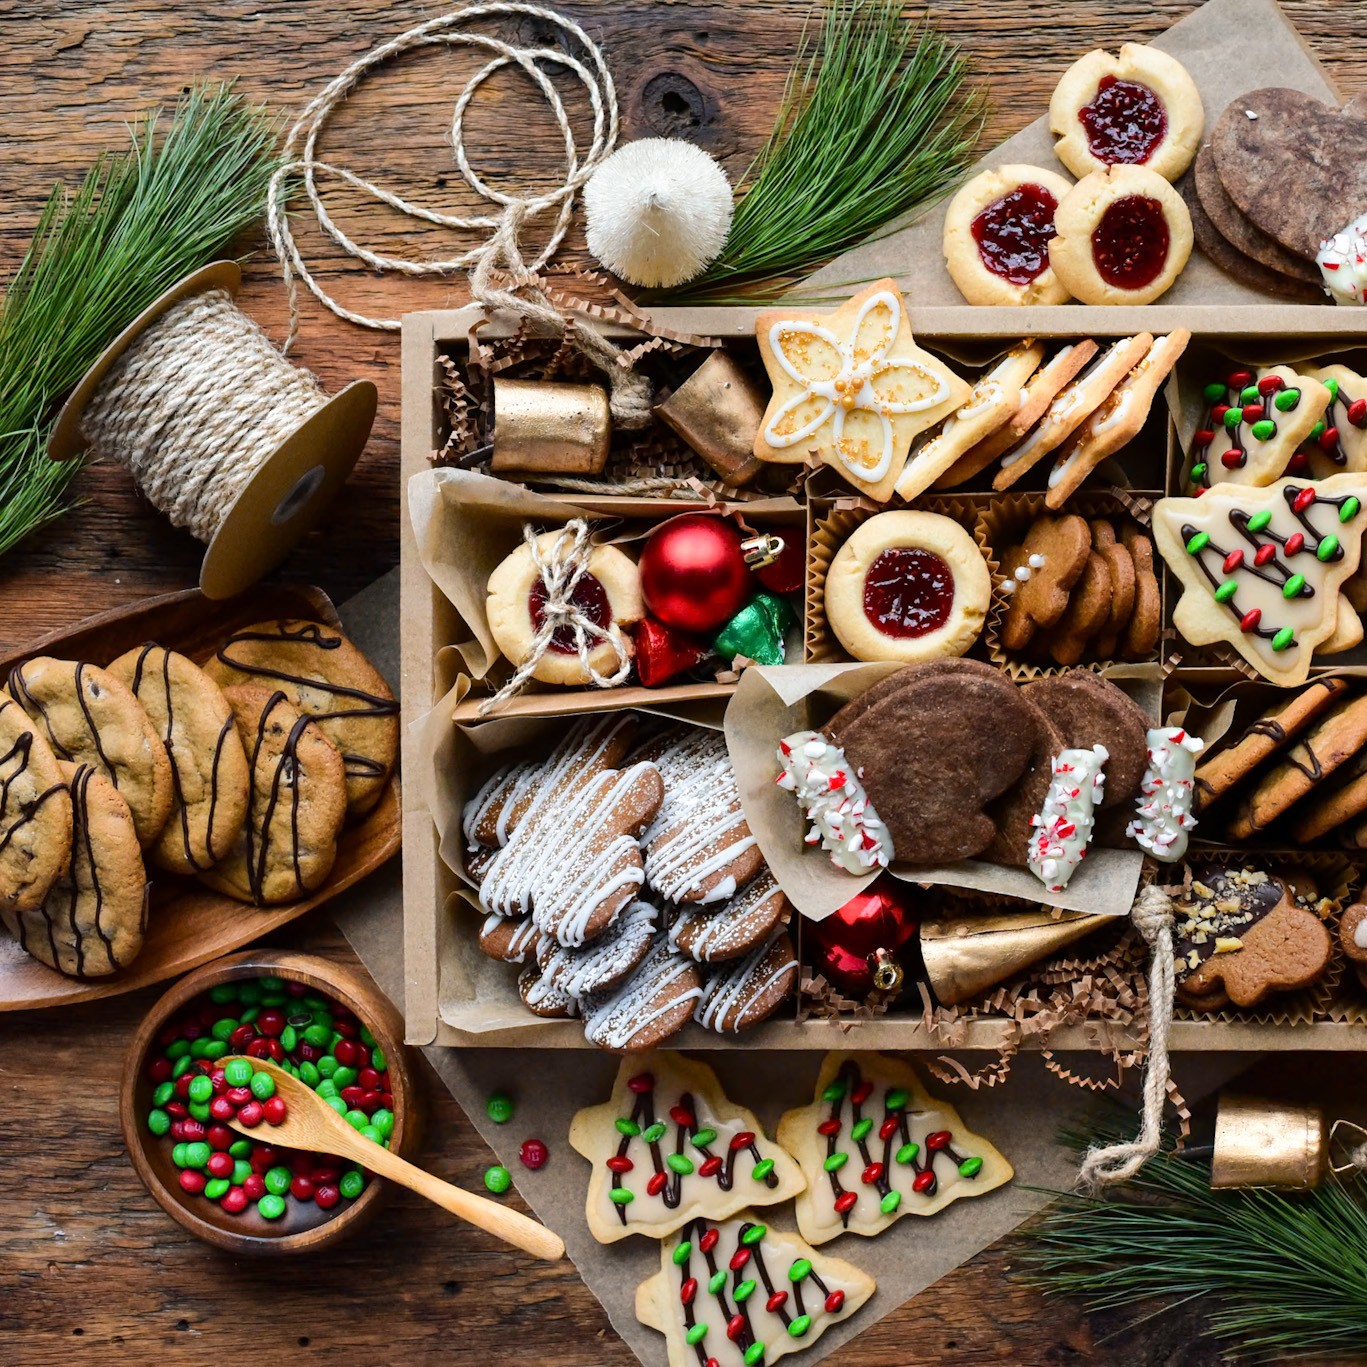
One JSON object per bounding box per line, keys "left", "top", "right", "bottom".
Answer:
{"left": 220, "top": 1056, "right": 564, "bottom": 1261}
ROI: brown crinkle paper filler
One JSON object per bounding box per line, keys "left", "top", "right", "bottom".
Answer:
{"left": 797, "top": 971, "right": 897, "bottom": 1030}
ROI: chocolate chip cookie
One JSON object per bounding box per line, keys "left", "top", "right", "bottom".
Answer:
{"left": 0, "top": 695, "right": 72, "bottom": 915}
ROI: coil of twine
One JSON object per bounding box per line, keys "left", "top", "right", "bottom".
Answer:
{"left": 79, "top": 289, "right": 332, "bottom": 543}
{"left": 266, "top": 2, "right": 655, "bottom": 428}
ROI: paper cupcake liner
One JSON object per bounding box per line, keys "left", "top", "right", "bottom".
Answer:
{"left": 977, "top": 489, "right": 1162, "bottom": 680}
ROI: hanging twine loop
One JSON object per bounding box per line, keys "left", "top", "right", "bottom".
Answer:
{"left": 1075, "top": 882, "right": 1175, "bottom": 1194}
{"left": 266, "top": 2, "right": 655, "bottom": 426}
{"left": 479, "top": 519, "right": 631, "bottom": 715}
{"left": 1329, "top": 1119, "right": 1367, "bottom": 1178}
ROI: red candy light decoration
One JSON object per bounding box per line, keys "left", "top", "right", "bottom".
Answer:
{"left": 803, "top": 876, "right": 919, "bottom": 997}
{"left": 635, "top": 617, "right": 713, "bottom": 686}
{"left": 640, "top": 514, "right": 751, "bottom": 634}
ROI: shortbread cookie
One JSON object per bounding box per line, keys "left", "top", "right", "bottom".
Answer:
{"left": 894, "top": 343, "right": 1044, "bottom": 501}
{"left": 1227, "top": 692, "right": 1367, "bottom": 840}
{"left": 1050, "top": 44, "right": 1203, "bottom": 181}
{"left": 824, "top": 511, "right": 990, "bottom": 664}
{"left": 753, "top": 278, "right": 970, "bottom": 501}
{"left": 635, "top": 727, "right": 761, "bottom": 905}
{"left": 1048, "top": 165, "right": 1193, "bottom": 305}
{"left": 1185, "top": 365, "right": 1331, "bottom": 493}
{"left": 570, "top": 1053, "right": 805, "bottom": 1242}
{"left": 998, "top": 514, "right": 1092, "bottom": 651}
{"left": 777, "top": 1053, "right": 1012, "bottom": 1245}
{"left": 636, "top": 1214, "right": 874, "bottom": 1367}
{"left": 936, "top": 342, "right": 1098, "bottom": 489}
{"left": 108, "top": 645, "right": 251, "bottom": 876}
{"left": 207, "top": 620, "right": 399, "bottom": 816}
{"left": 670, "top": 869, "right": 790, "bottom": 964}
{"left": 581, "top": 936, "right": 702, "bottom": 1051}
{"left": 1045, "top": 330, "right": 1191, "bottom": 508}
{"left": 484, "top": 532, "right": 643, "bottom": 688}
{"left": 1193, "top": 678, "right": 1352, "bottom": 809}
{"left": 994, "top": 334, "right": 1154, "bottom": 492}
{"left": 942, "top": 165, "right": 1075, "bottom": 306}
{"left": 1035, "top": 552, "right": 1111, "bottom": 666}
{"left": 198, "top": 687, "right": 347, "bottom": 905}
{"left": 8, "top": 657, "right": 172, "bottom": 849}
{"left": 1153, "top": 475, "right": 1367, "bottom": 685}
{"left": 1286, "top": 746, "right": 1367, "bottom": 842}
{"left": 3, "top": 763, "right": 146, "bottom": 978}
{"left": 1089, "top": 520, "right": 1136, "bottom": 661}
{"left": 1119, "top": 524, "right": 1162, "bottom": 661}
{"left": 1174, "top": 867, "right": 1331, "bottom": 1009}
{"left": 694, "top": 929, "right": 798, "bottom": 1033}
{"left": 1300, "top": 366, "right": 1367, "bottom": 476}
{"left": 0, "top": 695, "right": 71, "bottom": 916}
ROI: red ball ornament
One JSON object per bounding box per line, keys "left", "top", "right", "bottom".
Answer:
{"left": 803, "top": 876, "right": 919, "bottom": 997}
{"left": 640, "top": 514, "right": 752, "bottom": 635}
{"left": 635, "top": 617, "right": 712, "bottom": 686}
{"left": 752, "top": 533, "right": 805, "bottom": 596}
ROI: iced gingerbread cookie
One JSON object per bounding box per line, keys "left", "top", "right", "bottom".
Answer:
{"left": 485, "top": 530, "right": 643, "bottom": 688}
{"left": 636, "top": 1213, "right": 875, "bottom": 1367}
{"left": 1185, "top": 365, "right": 1331, "bottom": 493}
{"left": 823, "top": 511, "right": 990, "bottom": 665}
{"left": 694, "top": 929, "right": 798, "bottom": 1033}
{"left": 570, "top": 1053, "right": 806, "bottom": 1242}
{"left": 581, "top": 935, "right": 703, "bottom": 1051}
{"left": 8, "top": 656, "right": 172, "bottom": 849}
{"left": 1299, "top": 367, "right": 1367, "bottom": 476}
{"left": 1050, "top": 44, "right": 1203, "bottom": 182}
{"left": 2, "top": 762, "right": 147, "bottom": 979}
{"left": 1045, "top": 330, "right": 1191, "bottom": 509}
{"left": 0, "top": 695, "right": 72, "bottom": 917}
{"left": 522, "top": 898, "right": 660, "bottom": 1017}
{"left": 894, "top": 342, "right": 1044, "bottom": 501}
{"left": 942, "top": 165, "right": 1075, "bottom": 306}
{"left": 108, "top": 645, "right": 251, "bottom": 875}
{"left": 476, "top": 908, "right": 541, "bottom": 964}
{"left": 998, "top": 513, "right": 1092, "bottom": 652}
{"left": 753, "top": 278, "right": 970, "bottom": 501}
{"left": 1152, "top": 474, "right": 1367, "bottom": 685}
{"left": 1048, "top": 166, "right": 1193, "bottom": 305}
{"left": 670, "top": 869, "right": 790, "bottom": 964}
{"left": 777, "top": 1053, "right": 1012, "bottom": 1245}
{"left": 993, "top": 333, "right": 1153, "bottom": 491}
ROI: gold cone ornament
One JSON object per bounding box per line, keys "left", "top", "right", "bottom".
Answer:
{"left": 654, "top": 351, "right": 765, "bottom": 487}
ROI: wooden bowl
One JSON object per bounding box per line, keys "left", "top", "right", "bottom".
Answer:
{"left": 121, "top": 951, "right": 419, "bottom": 1256}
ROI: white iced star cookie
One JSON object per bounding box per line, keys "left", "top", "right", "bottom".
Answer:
{"left": 753, "top": 278, "right": 970, "bottom": 502}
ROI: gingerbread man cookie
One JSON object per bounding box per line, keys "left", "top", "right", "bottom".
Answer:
{"left": 997, "top": 514, "right": 1092, "bottom": 652}
{"left": 777, "top": 1053, "right": 1012, "bottom": 1245}
{"left": 570, "top": 1053, "right": 806, "bottom": 1243}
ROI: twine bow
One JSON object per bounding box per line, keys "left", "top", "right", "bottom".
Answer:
{"left": 479, "top": 519, "right": 631, "bottom": 715}
{"left": 1075, "top": 882, "right": 1175, "bottom": 1193}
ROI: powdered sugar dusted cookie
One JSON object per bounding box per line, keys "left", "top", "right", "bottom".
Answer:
{"left": 637, "top": 1213, "right": 875, "bottom": 1367}
{"left": 777, "top": 1052, "right": 1013, "bottom": 1245}
{"left": 570, "top": 1053, "right": 806, "bottom": 1243}
{"left": 536, "top": 897, "right": 658, "bottom": 996}
{"left": 477, "top": 910, "right": 541, "bottom": 964}
{"left": 581, "top": 935, "right": 702, "bottom": 1052}
{"left": 694, "top": 930, "right": 798, "bottom": 1033}
{"left": 670, "top": 868, "right": 790, "bottom": 963}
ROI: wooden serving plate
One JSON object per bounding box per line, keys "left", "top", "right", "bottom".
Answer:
{"left": 0, "top": 585, "right": 401, "bottom": 1011}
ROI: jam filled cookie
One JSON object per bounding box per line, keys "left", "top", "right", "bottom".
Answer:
{"left": 3, "top": 762, "right": 147, "bottom": 978}
{"left": 1050, "top": 44, "right": 1203, "bottom": 182}
{"left": 8, "top": 657, "right": 172, "bottom": 850}
{"left": 753, "top": 278, "right": 970, "bottom": 501}
{"left": 942, "top": 165, "right": 1076, "bottom": 306}
{"left": 1048, "top": 165, "right": 1193, "bottom": 305}
{"left": 206, "top": 620, "right": 399, "bottom": 817}
{"left": 108, "top": 645, "right": 251, "bottom": 876}
{"left": 823, "top": 511, "right": 990, "bottom": 664}
{"left": 0, "top": 695, "right": 71, "bottom": 917}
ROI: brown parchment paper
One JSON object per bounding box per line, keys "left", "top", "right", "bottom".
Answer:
{"left": 725, "top": 662, "right": 1147, "bottom": 920}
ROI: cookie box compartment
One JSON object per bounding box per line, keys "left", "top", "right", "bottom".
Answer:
{"left": 0, "top": 585, "right": 401, "bottom": 1012}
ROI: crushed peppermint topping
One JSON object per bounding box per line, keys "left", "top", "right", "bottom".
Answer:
{"left": 1126, "top": 726, "right": 1203, "bottom": 862}
{"left": 1028, "top": 745, "right": 1108, "bottom": 893}
{"left": 776, "top": 730, "right": 891, "bottom": 873}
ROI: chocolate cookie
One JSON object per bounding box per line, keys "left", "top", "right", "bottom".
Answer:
{"left": 107, "top": 645, "right": 251, "bottom": 876}
{"left": 668, "top": 868, "right": 790, "bottom": 963}
{"left": 3, "top": 763, "right": 147, "bottom": 978}
{"left": 581, "top": 936, "right": 703, "bottom": 1051}
{"left": 982, "top": 708, "right": 1065, "bottom": 867}
{"left": 8, "top": 657, "right": 173, "bottom": 849}
{"left": 207, "top": 620, "right": 399, "bottom": 817}
{"left": 198, "top": 686, "right": 348, "bottom": 905}
{"left": 0, "top": 695, "right": 72, "bottom": 916}
{"left": 694, "top": 929, "right": 798, "bottom": 1033}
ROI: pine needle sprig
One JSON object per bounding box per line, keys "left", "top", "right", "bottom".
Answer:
{"left": 0, "top": 83, "right": 281, "bottom": 558}
{"left": 657, "top": 0, "right": 986, "bottom": 305}
{"left": 1016, "top": 1122, "right": 1367, "bottom": 1362}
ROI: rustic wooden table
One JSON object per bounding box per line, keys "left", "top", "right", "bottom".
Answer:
{"left": 2, "top": 1, "right": 1362, "bottom": 1363}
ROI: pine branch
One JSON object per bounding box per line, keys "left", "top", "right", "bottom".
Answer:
{"left": 0, "top": 83, "right": 281, "bottom": 559}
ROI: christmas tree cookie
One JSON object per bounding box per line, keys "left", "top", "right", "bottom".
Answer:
{"left": 776, "top": 1052, "right": 1013, "bottom": 1245}
{"left": 1153, "top": 473, "right": 1367, "bottom": 685}
{"left": 753, "top": 278, "right": 970, "bottom": 502}
{"left": 1185, "top": 364, "right": 1330, "bottom": 492}
{"left": 1299, "top": 365, "right": 1367, "bottom": 477}
{"left": 570, "top": 1053, "right": 805, "bottom": 1244}
{"left": 636, "top": 1213, "right": 875, "bottom": 1367}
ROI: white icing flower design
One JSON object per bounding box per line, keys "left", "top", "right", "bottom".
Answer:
{"left": 764, "top": 289, "right": 950, "bottom": 483}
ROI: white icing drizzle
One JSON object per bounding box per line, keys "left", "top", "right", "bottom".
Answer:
{"left": 999, "top": 552, "right": 1046, "bottom": 596}
{"left": 1125, "top": 726, "right": 1203, "bottom": 863}
{"left": 520, "top": 964, "right": 580, "bottom": 1016}
{"left": 539, "top": 898, "right": 659, "bottom": 998}
{"left": 669, "top": 869, "right": 784, "bottom": 963}
{"left": 582, "top": 935, "right": 701, "bottom": 1049}
{"left": 694, "top": 931, "right": 796, "bottom": 1033}
{"left": 640, "top": 729, "right": 757, "bottom": 905}
{"left": 775, "top": 730, "right": 891, "bottom": 873}
{"left": 479, "top": 911, "right": 541, "bottom": 963}
{"left": 1316, "top": 212, "right": 1367, "bottom": 305}
{"left": 1028, "top": 745, "right": 1108, "bottom": 893}
{"left": 1001, "top": 343, "right": 1122, "bottom": 470}
{"left": 1356, "top": 918, "right": 1367, "bottom": 950}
